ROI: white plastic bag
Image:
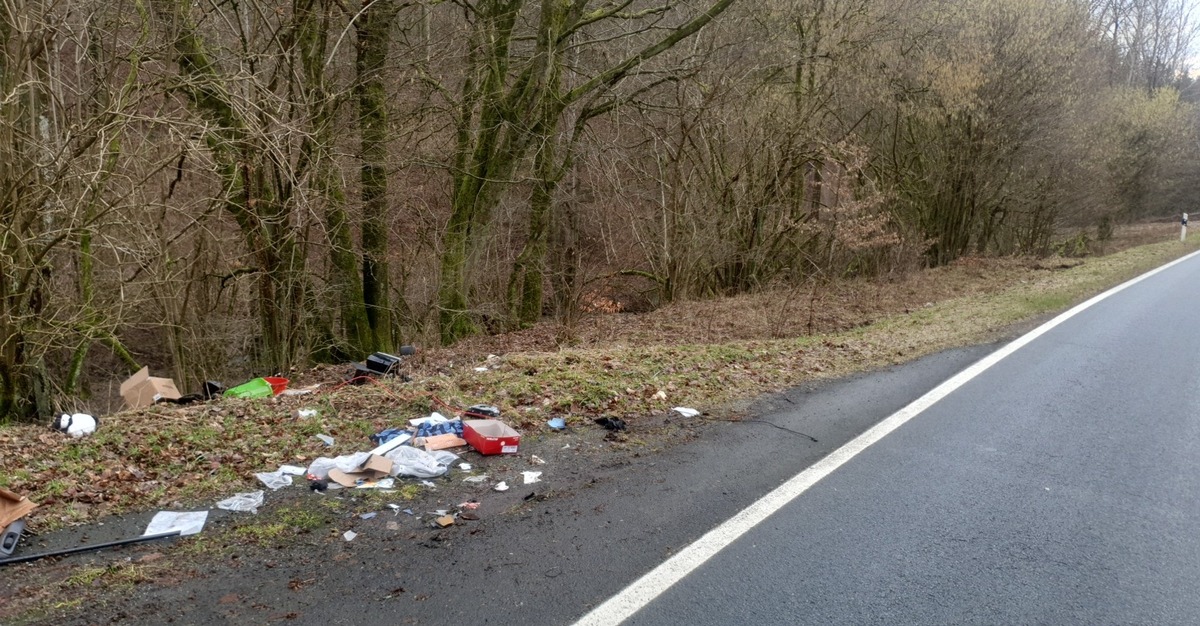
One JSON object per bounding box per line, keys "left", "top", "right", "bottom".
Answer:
{"left": 255, "top": 471, "right": 292, "bottom": 490}
{"left": 384, "top": 446, "right": 457, "bottom": 478}
{"left": 216, "top": 491, "right": 264, "bottom": 514}
{"left": 306, "top": 452, "right": 372, "bottom": 479}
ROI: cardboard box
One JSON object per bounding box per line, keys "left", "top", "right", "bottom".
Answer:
{"left": 463, "top": 419, "right": 521, "bottom": 455}
{"left": 0, "top": 488, "right": 37, "bottom": 529}
{"left": 327, "top": 454, "right": 394, "bottom": 487}
{"left": 119, "top": 367, "right": 182, "bottom": 409}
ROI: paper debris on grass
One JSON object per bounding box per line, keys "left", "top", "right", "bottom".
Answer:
{"left": 144, "top": 511, "right": 208, "bottom": 537}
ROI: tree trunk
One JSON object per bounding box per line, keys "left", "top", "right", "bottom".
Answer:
{"left": 356, "top": 0, "right": 399, "bottom": 351}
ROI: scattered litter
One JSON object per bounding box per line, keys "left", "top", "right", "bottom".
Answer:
{"left": 293, "top": 409, "right": 319, "bottom": 419}
{"left": 385, "top": 446, "right": 457, "bottom": 478}
{"left": 460, "top": 511, "right": 480, "bottom": 521}
{"left": 458, "top": 502, "right": 479, "bottom": 510}
{"left": 409, "top": 412, "right": 449, "bottom": 428}
{"left": 328, "top": 454, "right": 393, "bottom": 487}
{"left": 279, "top": 465, "right": 306, "bottom": 475}
{"left": 530, "top": 455, "right": 545, "bottom": 465}
{"left": 562, "top": 444, "right": 570, "bottom": 449}
{"left": 463, "top": 419, "right": 521, "bottom": 455}
{"left": 494, "top": 482, "right": 509, "bottom": 492}
{"left": 672, "top": 407, "right": 700, "bottom": 418}
{"left": 144, "top": 511, "right": 208, "bottom": 537}
{"left": 119, "top": 367, "right": 182, "bottom": 409}
{"left": 255, "top": 471, "right": 293, "bottom": 491}
{"left": 415, "top": 419, "right": 464, "bottom": 438}
{"left": 357, "top": 351, "right": 408, "bottom": 378}
{"left": 420, "top": 480, "right": 436, "bottom": 488}
{"left": 547, "top": 417, "right": 566, "bottom": 430}
{"left": 371, "top": 427, "right": 408, "bottom": 446}
{"left": 403, "top": 509, "right": 414, "bottom": 516}
{"left": 307, "top": 453, "right": 372, "bottom": 480}
{"left": 360, "top": 512, "right": 377, "bottom": 520}
{"left": 56, "top": 413, "right": 97, "bottom": 438}
{"left": 474, "top": 367, "right": 488, "bottom": 372}
{"left": 316, "top": 434, "right": 335, "bottom": 446}
{"left": 387, "top": 504, "right": 401, "bottom": 515}
{"left": 434, "top": 516, "right": 455, "bottom": 528}
{"left": 0, "top": 489, "right": 36, "bottom": 557}
{"left": 343, "top": 530, "right": 357, "bottom": 542}
{"left": 522, "top": 471, "right": 542, "bottom": 484}
{"left": 225, "top": 376, "right": 288, "bottom": 399}
{"left": 594, "top": 417, "right": 627, "bottom": 432}
{"left": 459, "top": 463, "right": 473, "bottom": 471}
{"left": 309, "top": 479, "right": 328, "bottom": 492}
{"left": 216, "top": 491, "right": 264, "bottom": 514}
{"left": 369, "top": 432, "right": 412, "bottom": 456}
{"left": 371, "top": 478, "right": 395, "bottom": 490}
{"left": 653, "top": 390, "right": 667, "bottom": 401}
{"left": 419, "top": 433, "right": 468, "bottom": 451}
{"left": 463, "top": 404, "right": 501, "bottom": 418}
{"left": 462, "top": 475, "right": 489, "bottom": 483}
{"left": 281, "top": 384, "right": 320, "bottom": 397}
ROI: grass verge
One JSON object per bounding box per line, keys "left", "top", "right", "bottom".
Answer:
{"left": 1, "top": 238, "right": 1196, "bottom": 530}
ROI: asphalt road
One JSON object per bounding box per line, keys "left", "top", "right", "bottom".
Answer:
{"left": 607, "top": 255, "right": 1200, "bottom": 625}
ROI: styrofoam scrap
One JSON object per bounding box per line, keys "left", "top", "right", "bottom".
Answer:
{"left": 522, "top": 471, "right": 542, "bottom": 484}
{"left": 343, "top": 530, "right": 357, "bottom": 541}
{"left": 409, "top": 412, "right": 449, "bottom": 427}
{"left": 420, "top": 480, "right": 436, "bottom": 488}
{"left": 494, "top": 481, "right": 509, "bottom": 492}
{"left": 530, "top": 455, "right": 545, "bottom": 465}
{"left": 369, "top": 432, "right": 412, "bottom": 456}
{"left": 672, "top": 407, "right": 700, "bottom": 418}
{"left": 459, "top": 463, "right": 473, "bottom": 471}
{"left": 474, "top": 367, "right": 488, "bottom": 372}
{"left": 463, "top": 475, "right": 489, "bottom": 483}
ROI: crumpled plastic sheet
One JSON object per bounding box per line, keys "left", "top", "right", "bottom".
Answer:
{"left": 306, "top": 452, "right": 372, "bottom": 479}
{"left": 216, "top": 490, "right": 264, "bottom": 514}
{"left": 255, "top": 471, "right": 293, "bottom": 490}
{"left": 384, "top": 446, "right": 458, "bottom": 478}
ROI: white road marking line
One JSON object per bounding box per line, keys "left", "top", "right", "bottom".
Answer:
{"left": 572, "top": 249, "right": 1200, "bottom": 626}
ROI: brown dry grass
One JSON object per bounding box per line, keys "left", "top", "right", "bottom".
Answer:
{"left": 2, "top": 223, "right": 1195, "bottom": 530}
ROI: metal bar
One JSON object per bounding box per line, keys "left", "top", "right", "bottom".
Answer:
{"left": 0, "top": 530, "right": 181, "bottom": 566}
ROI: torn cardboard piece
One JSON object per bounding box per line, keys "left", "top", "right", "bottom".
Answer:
{"left": 327, "top": 454, "right": 394, "bottom": 488}
{"left": 0, "top": 488, "right": 37, "bottom": 529}
{"left": 119, "top": 366, "right": 182, "bottom": 409}
{"left": 420, "top": 433, "right": 468, "bottom": 451}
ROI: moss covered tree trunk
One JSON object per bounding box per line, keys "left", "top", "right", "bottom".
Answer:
{"left": 295, "top": 0, "right": 371, "bottom": 356}
{"left": 156, "top": 0, "right": 309, "bottom": 370}
{"left": 356, "top": 0, "right": 399, "bottom": 352}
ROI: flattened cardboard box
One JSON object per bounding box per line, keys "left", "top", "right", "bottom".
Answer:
{"left": 0, "top": 488, "right": 37, "bottom": 529}
{"left": 327, "top": 454, "right": 394, "bottom": 487}
{"left": 119, "top": 366, "right": 182, "bottom": 409}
